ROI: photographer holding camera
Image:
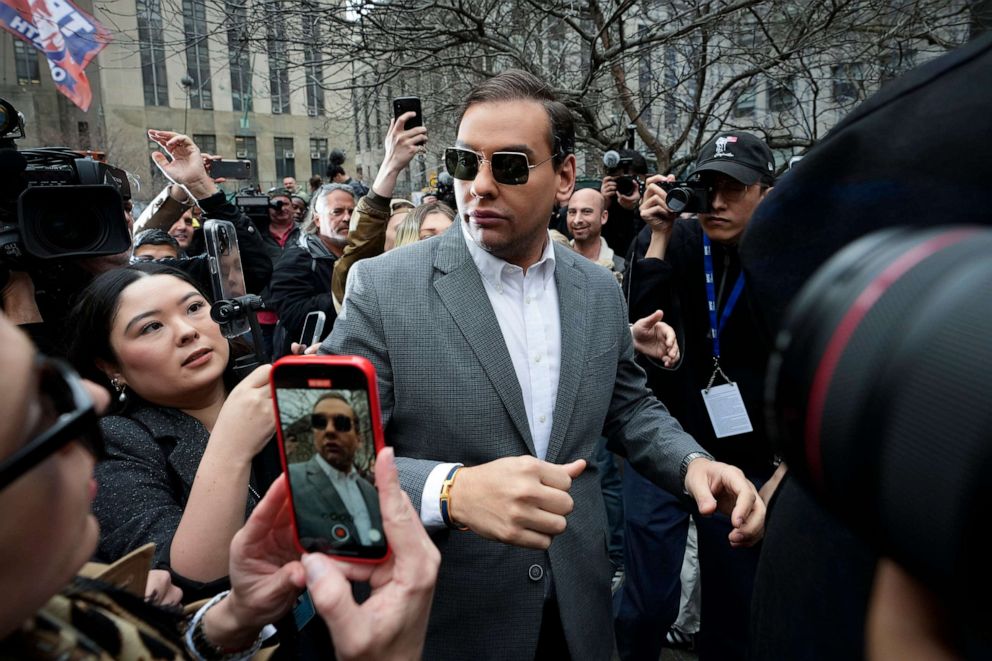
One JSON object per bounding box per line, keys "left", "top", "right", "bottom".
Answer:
{"left": 616, "top": 131, "right": 780, "bottom": 661}
{"left": 600, "top": 148, "right": 647, "bottom": 257}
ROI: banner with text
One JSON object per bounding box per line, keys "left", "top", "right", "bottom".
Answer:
{"left": 0, "top": 0, "right": 111, "bottom": 111}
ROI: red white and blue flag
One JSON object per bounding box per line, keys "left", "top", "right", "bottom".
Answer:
{"left": 0, "top": 0, "right": 110, "bottom": 111}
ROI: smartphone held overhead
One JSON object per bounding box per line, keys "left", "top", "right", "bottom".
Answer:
{"left": 209, "top": 159, "right": 253, "bottom": 180}
{"left": 393, "top": 96, "right": 423, "bottom": 129}
{"left": 271, "top": 355, "right": 389, "bottom": 563}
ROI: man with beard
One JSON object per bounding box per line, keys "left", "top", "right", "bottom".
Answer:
{"left": 268, "top": 183, "right": 354, "bottom": 357}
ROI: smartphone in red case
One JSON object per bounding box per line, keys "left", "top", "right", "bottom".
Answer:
{"left": 270, "top": 355, "right": 389, "bottom": 563}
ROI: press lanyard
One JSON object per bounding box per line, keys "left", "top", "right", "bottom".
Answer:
{"left": 703, "top": 234, "right": 744, "bottom": 389}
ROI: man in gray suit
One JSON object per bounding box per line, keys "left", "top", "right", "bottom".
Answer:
{"left": 321, "top": 70, "right": 764, "bottom": 660}
{"left": 288, "top": 393, "right": 384, "bottom": 552}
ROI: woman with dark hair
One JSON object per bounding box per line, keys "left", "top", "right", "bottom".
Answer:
{"left": 69, "top": 262, "right": 274, "bottom": 600}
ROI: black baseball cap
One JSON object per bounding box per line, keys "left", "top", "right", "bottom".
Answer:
{"left": 690, "top": 132, "right": 776, "bottom": 186}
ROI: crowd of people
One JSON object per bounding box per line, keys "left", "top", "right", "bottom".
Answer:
{"left": 3, "top": 31, "right": 990, "bottom": 659}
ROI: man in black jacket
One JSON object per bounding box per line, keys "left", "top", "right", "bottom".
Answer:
{"left": 268, "top": 183, "right": 355, "bottom": 357}
{"left": 616, "top": 132, "right": 782, "bottom": 661}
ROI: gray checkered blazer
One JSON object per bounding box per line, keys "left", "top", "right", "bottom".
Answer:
{"left": 322, "top": 223, "right": 701, "bottom": 660}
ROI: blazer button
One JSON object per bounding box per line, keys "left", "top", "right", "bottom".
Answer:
{"left": 528, "top": 564, "right": 544, "bottom": 582}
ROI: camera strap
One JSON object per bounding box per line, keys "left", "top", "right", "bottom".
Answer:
{"left": 701, "top": 234, "right": 753, "bottom": 438}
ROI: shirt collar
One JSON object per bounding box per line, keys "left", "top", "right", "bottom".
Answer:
{"left": 314, "top": 453, "right": 355, "bottom": 482}
{"left": 460, "top": 220, "right": 557, "bottom": 290}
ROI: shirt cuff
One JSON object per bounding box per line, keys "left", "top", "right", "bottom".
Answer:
{"left": 421, "top": 462, "right": 462, "bottom": 531}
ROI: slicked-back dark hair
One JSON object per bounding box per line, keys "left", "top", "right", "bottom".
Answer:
{"left": 457, "top": 69, "right": 575, "bottom": 170}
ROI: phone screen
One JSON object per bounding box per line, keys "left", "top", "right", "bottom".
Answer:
{"left": 300, "top": 311, "right": 326, "bottom": 346}
{"left": 273, "top": 358, "right": 388, "bottom": 561}
{"left": 204, "top": 219, "right": 249, "bottom": 338}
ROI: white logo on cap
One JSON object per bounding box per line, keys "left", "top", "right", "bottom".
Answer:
{"left": 714, "top": 135, "right": 737, "bottom": 159}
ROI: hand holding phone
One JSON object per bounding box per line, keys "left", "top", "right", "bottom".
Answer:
{"left": 271, "top": 355, "right": 389, "bottom": 563}
{"left": 204, "top": 219, "right": 251, "bottom": 338}
{"left": 209, "top": 159, "right": 254, "bottom": 180}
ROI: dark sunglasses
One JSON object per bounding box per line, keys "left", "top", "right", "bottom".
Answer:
{"left": 311, "top": 413, "right": 353, "bottom": 433}
{"left": 0, "top": 356, "right": 103, "bottom": 492}
{"left": 444, "top": 147, "right": 555, "bottom": 186}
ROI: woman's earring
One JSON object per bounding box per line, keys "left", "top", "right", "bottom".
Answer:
{"left": 111, "top": 377, "right": 127, "bottom": 404}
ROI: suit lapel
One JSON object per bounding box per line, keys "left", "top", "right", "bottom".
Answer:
{"left": 306, "top": 458, "right": 351, "bottom": 518}
{"left": 433, "top": 225, "right": 537, "bottom": 456}
{"left": 546, "top": 246, "right": 587, "bottom": 464}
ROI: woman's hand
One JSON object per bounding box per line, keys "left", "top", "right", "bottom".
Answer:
{"left": 213, "top": 364, "right": 275, "bottom": 458}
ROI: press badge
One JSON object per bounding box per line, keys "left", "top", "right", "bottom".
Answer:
{"left": 701, "top": 382, "right": 753, "bottom": 438}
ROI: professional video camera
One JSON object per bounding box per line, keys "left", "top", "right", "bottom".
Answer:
{"left": 234, "top": 190, "right": 276, "bottom": 227}
{"left": 0, "top": 97, "right": 132, "bottom": 290}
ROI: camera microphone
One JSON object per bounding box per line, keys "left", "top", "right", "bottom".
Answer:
{"left": 603, "top": 150, "right": 621, "bottom": 169}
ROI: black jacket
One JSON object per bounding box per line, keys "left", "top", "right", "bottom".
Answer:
{"left": 626, "top": 219, "right": 773, "bottom": 476}
{"left": 165, "top": 190, "right": 274, "bottom": 296}
{"left": 268, "top": 232, "right": 338, "bottom": 358}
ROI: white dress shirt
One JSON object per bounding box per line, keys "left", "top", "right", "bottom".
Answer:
{"left": 421, "top": 223, "right": 562, "bottom": 529}
{"left": 314, "top": 453, "right": 374, "bottom": 544}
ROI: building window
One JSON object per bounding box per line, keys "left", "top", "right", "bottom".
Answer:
{"left": 235, "top": 135, "right": 258, "bottom": 185}
{"left": 275, "top": 137, "right": 295, "bottom": 179}
{"left": 13, "top": 40, "right": 40, "bottom": 84}
{"left": 227, "top": 0, "right": 252, "bottom": 112}
{"left": 193, "top": 133, "right": 217, "bottom": 155}
{"left": 137, "top": 0, "right": 169, "bottom": 106}
{"left": 732, "top": 83, "right": 757, "bottom": 118}
{"left": 663, "top": 48, "right": 678, "bottom": 128}
{"left": 266, "top": 2, "right": 291, "bottom": 114}
{"left": 78, "top": 121, "right": 91, "bottom": 150}
{"left": 301, "top": 12, "right": 324, "bottom": 116}
{"left": 832, "top": 63, "right": 864, "bottom": 105}
{"left": 880, "top": 48, "right": 916, "bottom": 86}
{"left": 767, "top": 76, "right": 797, "bottom": 112}
{"left": 182, "top": 0, "right": 213, "bottom": 109}
{"left": 638, "top": 24, "right": 653, "bottom": 126}
{"left": 309, "top": 137, "right": 328, "bottom": 178}
{"left": 351, "top": 82, "right": 361, "bottom": 152}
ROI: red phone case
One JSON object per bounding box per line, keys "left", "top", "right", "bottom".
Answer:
{"left": 270, "top": 354, "right": 391, "bottom": 564}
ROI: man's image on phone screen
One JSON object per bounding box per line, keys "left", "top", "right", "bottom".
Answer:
{"left": 278, "top": 387, "right": 385, "bottom": 554}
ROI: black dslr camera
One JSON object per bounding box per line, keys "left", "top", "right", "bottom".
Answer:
{"left": 661, "top": 179, "right": 711, "bottom": 215}
{"left": 602, "top": 150, "right": 639, "bottom": 197}
{"left": 0, "top": 98, "right": 131, "bottom": 285}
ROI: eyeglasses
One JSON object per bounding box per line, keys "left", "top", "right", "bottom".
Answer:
{"left": 311, "top": 413, "right": 354, "bottom": 433}
{"left": 705, "top": 177, "right": 750, "bottom": 202}
{"left": 0, "top": 356, "right": 103, "bottom": 492}
{"left": 444, "top": 147, "right": 554, "bottom": 186}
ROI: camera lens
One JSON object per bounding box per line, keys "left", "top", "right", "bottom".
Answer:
{"left": 18, "top": 185, "right": 131, "bottom": 259}
{"left": 37, "top": 207, "right": 106, "bottom": 253}
{"left": 768, "top": 226, "right": 992, "bottom": 618}
{"left": 615, "top": 176, "right": 636, "bottom": 197}
{"left": 666, "top": 187, "right": 692, "bottom": 214}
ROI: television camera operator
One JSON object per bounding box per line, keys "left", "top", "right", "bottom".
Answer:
{"left": 600, "top": 147, "right": 648, "bottom": 257}
{"left": 0, "top": 108, "right": 272, "bottom": 355}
